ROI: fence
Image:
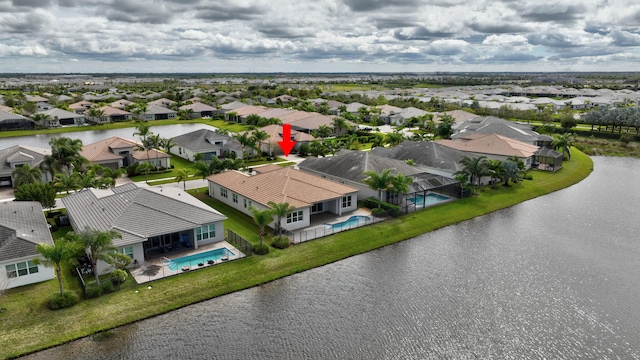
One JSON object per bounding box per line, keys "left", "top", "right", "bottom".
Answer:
{"left": 227, "top": 229, "right": 253, "bottom": 256}
{"left": 74, "top": 266, "right": 87, "bottom": 298}
{"left": 287, "top": 209, "right": 396, "bottom": 244}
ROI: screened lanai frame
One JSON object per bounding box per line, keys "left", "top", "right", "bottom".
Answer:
{"left": 390, "top": 173, "right": 463, "bottom": 214}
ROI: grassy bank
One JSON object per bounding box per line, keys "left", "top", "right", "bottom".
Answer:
{"left": 0, "top": 150, "right": 593, "bottom": 359}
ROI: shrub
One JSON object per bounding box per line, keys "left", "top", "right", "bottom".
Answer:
{"left": 524, "top": 174, "right": 533, "bottom": 180}
{"left": 111, "top": 269, "right": 129, "bottom": 284}
{"left": 101, "top": 280, "right": 114, "bottom": 294}
{"left": 271, "top": 235, "right": 291, "bottom": 249}
{"left": 363, "top": 198, "right": 401, "bottom": 216}
{"left": 620, "top": 133, "right": 635, "bottom": 145}
{"left": 48, "top": 290, "right": 79, "bottom": 310}
{"left": 253, "top": 243, "right": 270, "bottom": 255}
{"left": 84, "top": 284, "right": 103, "bottom": 299}
{"left": 371, "top": 208, "right": 387, "bottom": 217}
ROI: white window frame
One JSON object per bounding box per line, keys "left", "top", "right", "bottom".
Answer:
{"left": 232, "top": 193, "right": 238, "bottom": 203}
{"left": 196, "top": 224, "right": 216, "bottom": 241}
{"left": 120, "top": 246, "right": 133, "bottom": 258}
{"left": 5, "top": 260, "right": 39, "bottom": 278}
{"left": 220, "top": 187, "right": 228, "bottom": 198}
{"left": 287, "top": 210, "right": 303, "bottom": 224}
{"left": 342, "top": 195, "right": 352, "bottom": 208}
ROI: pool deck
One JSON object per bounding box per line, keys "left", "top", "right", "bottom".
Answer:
{"left": 129, "top": 241, "right": 244, "bottom": 284}
{"left": 295, "top": 208, "right": 373, "bottom": 234}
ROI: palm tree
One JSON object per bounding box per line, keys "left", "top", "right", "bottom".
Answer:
{"left": 45, "top": 137, "right": 86, "bottom": 175}
{"left": 70, "top": 227, "right": 127, "bottom": 286}
{"left": 312, "top": 125, "right": 333, "bottom": 143}
{"left": 160, "top": 137, "right": 176, "bottom": 153}
{"left": 53, "top": 172, "right": 80, "bottom": 194}
{"left": 250, "top": 130, "right": 270, "bottom": 159}
{"left": 362, "top": 169, "right": 394, "bottom": 208}
{"left": 87, "top": 108, "right": 105, "bottom": 123}
{"left": 267, "top": 201, "right": 295, "bottom": 235}
{"left": 235, "top": 132, "right": 255, "bottom": 158}
{"left": 385, "top": 131, "right": 405, "bottom": 147}
{"left": 552, "top": 133, "right": 574, "bottom": 160}
{"left": 248, "top": 206, "right": 274, "bottom": 247}
{"left": 502, "top": 159, "right": 523, "bottom": 186}
{"left": 175, "top": 168, "right": 191, "bottom": 190}
{"left": 12, "top": 164, "right": 42, "bottom": 187}
{"left": 389, "top": 173, "right": 414, "bottom": 205}
{"left": 486, "top": 159, "right": 505, "bottom": 186}
{"left": 455, "top": 156, "right": 489, "bottom": 194}
{"left": 34, "top": 237, "right": 82, "bottom": 296}
{"left": 332, "top": 117, "right": 351, "bottom": 135}
{"left": 31, "top": 113, "right": 52, "bottom": 127}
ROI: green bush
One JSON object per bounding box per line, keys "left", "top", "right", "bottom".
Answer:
{"left": 101, "top": 280, "right": 114, "bottom": 294}
{"left": 111, "top": 269, "right": 129, "bottom": 284}
{"left": 620, "top": 133, "right": 635, "bottom": 145}
{"left": 48, "top": 291, "right": 79, "bottom": 310}
{"left": 271, "top": 235, "right": 291, "bottom": 249}
{"left": 371, "top": 208, "right": 387, "bottom": 217}
{"left": 84, "top": 284, "right": 103, "bottom": 299}
{"left": 363, "top": 198, "right": 401, "bottom": 216}
{"left": 524, "top": 174, "right": 533, "bottom": 180}
{"left": 253, "top": 243, "right": 270, "bottom": 255}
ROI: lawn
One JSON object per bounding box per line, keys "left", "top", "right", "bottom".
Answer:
{"left": 0, "top": 149, "right": 593, "bottom": 359}
{"left": 128, "top": 154, "right": 194, "bottom": 182}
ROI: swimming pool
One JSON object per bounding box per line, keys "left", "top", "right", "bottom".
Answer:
{"left": 408, "top": 193, "right": 450, "bottom": 207}
{"left": 325, "top": 215, "right": 371, "bottom": 231}
{"left": 164, "top": 248, "right": 234, "bottom": 271}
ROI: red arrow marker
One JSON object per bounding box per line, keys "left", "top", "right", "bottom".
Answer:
{"left": 278, "top": 124, "right": 296, "bottom": 157}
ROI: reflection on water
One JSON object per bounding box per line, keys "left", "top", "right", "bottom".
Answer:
{"left": 22, "top": 157, "right": 640, "bottom": 359}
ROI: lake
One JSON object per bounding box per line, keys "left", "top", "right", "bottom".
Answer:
{"left": 22, "top": 157, "right": 640, "bottom": 359}
{"left": 0, "top": 123, "right": 218, "bottom": 149}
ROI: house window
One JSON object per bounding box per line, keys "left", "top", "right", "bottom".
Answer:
{"left": 120, "top": 247, "right": 133, "bottom": 258}
{"left": 232, "top": 193, "right": 238, "bottom": 203}
{"left": 5, "top": 261, "right": 39, "bottom": 278}
{"left": 196, "top": 224, "right": 216, "bottom": 241}
{"left": 243, "top": 198, "right": 247, "bottom": 208}
{"left": 220, "top": 187, "right": 228, "bottom": 198}
{"left": 287, "top": 210, "right": 303, "bottom": 224}
{"left": 311, "top": 203, "right": 324, "bottom": 213}
{"left": 342, "top": 195, "right": 352, "bottom": 208}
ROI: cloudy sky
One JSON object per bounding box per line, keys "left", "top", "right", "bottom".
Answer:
{"left": 1, "top": 0, "right": 639, "bottom": 73}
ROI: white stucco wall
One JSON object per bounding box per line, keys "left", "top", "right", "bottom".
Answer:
{"left": 1, "top": 255, "right": 55, "bottom": 290}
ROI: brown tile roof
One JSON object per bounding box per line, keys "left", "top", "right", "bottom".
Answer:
{"left": 234, "top": 105, "right": 269, "bottom": 116}
{"left": 436, "top": 134, "right": 539, "bottom": 158}
{"left": 82, "top": 136, "right": 168, "bottom": 163}
{"left": 207, "top": 167, "right": 357, "bottom": 209}
{"left": 248, "top": 125, "right": 316, "bottom": 144}
{"left": 91, "top": 105, "right": 131, "bottom": 116}
{"left": 277, "top": 111, "right": 317, "bottom": 124}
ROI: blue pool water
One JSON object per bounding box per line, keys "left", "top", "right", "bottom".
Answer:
{"left": 408, "top": 193, "right": 450, "bottom": 207}
{"left": 165, "top": 248, "right": 234, "bottom": 271}
{"left": 326, "top": 215, "right": 371, "bottom": 230}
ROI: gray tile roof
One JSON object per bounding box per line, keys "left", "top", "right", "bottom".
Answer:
{"left": 62, "top": 183, "right": 226, "bottom": 247}
{"left": 298, "top": 149, "right": 424, "bottom": 183}
{"left": 172, "top": 129, "right": 242, "bottom": 155}
{"left": 0, "top": 109, "right": 33, "bottom": 122}
{"left": 370, "top": 141, "right": 466, "bottom": 174}
{"left": 0, "top": 201, "right": 54, "bottom": 262}
{"left": 0, "top": 145, "right": 50, "bottom": 174}
{"left": 453, "top": 116, "right": 549, "bottom": 144}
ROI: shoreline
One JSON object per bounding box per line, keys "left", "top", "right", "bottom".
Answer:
{"left": 1, "top": 150, "right": 594, "bottom": 359}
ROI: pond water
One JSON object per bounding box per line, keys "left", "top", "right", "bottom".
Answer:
{"left": 22, "top": 157, "right": 640, "bottom": 359}
{"left": 0, "top": 123, "right": 218, "bottom": 149}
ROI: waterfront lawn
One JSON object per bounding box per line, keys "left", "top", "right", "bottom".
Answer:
{"left": 0, "top": 149, "right": 592, "bottom": 359}
{"left": 128, "top": 154, "right": 193, "bottom": 182}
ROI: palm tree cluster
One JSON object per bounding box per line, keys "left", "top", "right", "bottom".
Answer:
{"left": 455, "top": 155, "right": 526, "bottom": 194}
{"left": 248, "top": 201, "right": 295, "bottom": 250}
{"left": 192, "top": 156, "right": 245, "bottom": 179}
{"left": 361, "top": 169, "right": 414, "bottom": 208}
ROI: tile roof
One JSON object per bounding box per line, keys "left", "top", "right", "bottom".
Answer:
{"left": 0, "top": 201, "right": 54, "bottom": 262}
{"left": 370, "top": 140, "right": 466, "bottom": 174}
{"left": 81, "top": 136, "right": 169, "bottom": 163}
{"left": 248, "top": 125, "right": 316, "bottom": 144}
{"left": 171, "top": 129, "right": 242, "bottom": 154}
{"left": 38, "top": 108, "right": 82, "bottom": 119}
{"left": 298, "top": 149, "right": 424, "bottom": 183}
{"left": 0, "top": 145, "right": 50, "bottom": 173}
{"left": 437, "top": 134, "right": 539, "bottom": 158}
{"left": 207, "top": 167, "right": 357, "bottom": 209}
{"left": 91, "top": 106, "right": 131, "bottom": 116}
{"left": 61, "top": 183, "right": 227, "bottom": 247}
{"left": 0, "top": 110, "right": 32, "bottom": 122}
{"left": 453, "top": 116, "right": 548, "bottom": 144}
{"left": 179, "top": 102, "right": 217, "bottom": 112}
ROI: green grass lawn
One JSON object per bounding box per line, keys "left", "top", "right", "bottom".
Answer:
{"left": 0, "top": 149, "right": 593, "bottom": 359}
{"left": 128, "top": 154, "right": 194, "bottom": 182}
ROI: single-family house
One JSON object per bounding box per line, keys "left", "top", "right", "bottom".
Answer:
{"left": 388, "top": 107, "right": 428, "bottom": 126}
{"left": 137, "top": 104, "right": 178, "bottom": 121}
{"left": 69, "top": 100, "right": 95, "bottom": 114}
{"left": 179, "top": 102, "right": 217, "bottom": 118}
{"left": 437, "top": 133, "right": 540, "bottom": 169}
{"left": 37, "top": 108, "right": 85, "bottom": 127}
{"left": 110, "top": 99, "right": 135, "bottom": 110}
{"left": 0, "top": 201, "right": 56, "bottom": 289}
{"left": 0, "top": 145, "right": 52, "bottom": 187}
{"left": 148, "top": 98, "right": 176, "bottom": 108}
{"left": 207, "top": 166, "right": 358, "bottom": 232}
{"left": 0, "top": 110, "right": 35, "bottom": 131}
{"left": 61, "top": 183, "right": 227, "bottom": 273}
{"left": 453, "top": 116, "right": 554, "bottom": 147}
{"left": 36, "top": 102, "right": 54, "bottom": 112}
{"left": 170, "top": 129, "right": 244, "bottom": 161}
{"left": 370, "top": 140, "right": 466, "bottom": 178}
{"left": 246, "top": 125, "right": 316, "bottom": 156}
{"left": 85, "top": 106, "right": 132, "bottom": 124}
{"left": 225, "top": 105, "right": 269, "bottom": 123}
{"left": 218, "top": 101, "right": 247, "bottom": 114}
{"left": 81, "top": 136, "right": 171, "bottom": 170}
{"left": 25, "top": 95, "right": 49, "bottom": 103}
